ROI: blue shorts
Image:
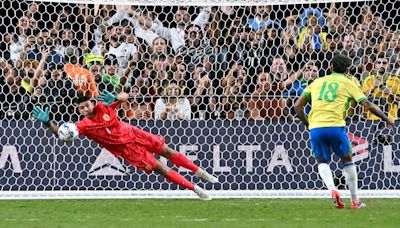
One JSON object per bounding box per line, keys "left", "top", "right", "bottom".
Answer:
{"left": 310, "top": 127, "right": 352, "bottom": 161}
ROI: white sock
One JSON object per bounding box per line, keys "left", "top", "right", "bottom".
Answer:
{"left": 343, "top": 163, "right": 358, "bottom": 202}
{"left": 318, "top": 163, "right": 336, "bottom": 191}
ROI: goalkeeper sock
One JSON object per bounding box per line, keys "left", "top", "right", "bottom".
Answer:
{"left": 169, "top": 152, "right": 199, "bottom": 172}
{"left": 318, "top": 163, "right": 336, "bottom": 191}
{"left": 343, "top": 162, "right": 358, "bottom": 202}
{"left": 165, "top": 169, "right": 195, "bottom": 190}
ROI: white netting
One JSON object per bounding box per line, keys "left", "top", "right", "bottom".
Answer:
{"left": 0, "top": 0, "right": 399, "bottom": 199}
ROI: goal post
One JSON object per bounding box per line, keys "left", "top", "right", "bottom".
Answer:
{"left": 0, "top": 0, "right": 399, "bottom": 199}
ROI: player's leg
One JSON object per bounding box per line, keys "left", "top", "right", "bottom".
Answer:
{"left": 153, "top": 161, "right": 212, "bottom": 201}
{"left": 340, "top": 154, "right": 365, "bottom": 209}
{"left": 123, "top": 147, "right": 212, "bottom": 201}
{"left": 335, "top": 128, "right": 366, "bottom": 209}
{"left": 133, "top": 127, "right": 218, "bottom": 183}
{"left": 159, "top": 145, "right": 199, "bottom": 172}
{"left": 134, "top": 127, "right": 199, "bottom": 172}
{"left": 159, "top": 145, "right": 218, "bottom": 183}
{"left": 311, "top": 128, "right": 337, "bottom": 191}
{"left": 311, "top": 127, "right": 344, "bottom": 208}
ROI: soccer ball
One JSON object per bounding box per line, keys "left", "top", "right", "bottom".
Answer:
{"left": 57, "top": 123, "right": 79, "bottom": 142}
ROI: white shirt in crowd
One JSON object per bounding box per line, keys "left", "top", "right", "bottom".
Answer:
{"left": 107, "top": 11, "right": 159, "bottom": 46}
{"left": 9, "top": 35, "right": 26, "bottom": 65}
{"left": 154, "top": 98, "right": 192, "bottom": 120}
{"left": 106, "top": 42, "right": 138, "bottom": 69}
{"left": 151, "top": 7, "right": 211, "bottom": 52}
{"left": 105, "top": 7, "right": 211, "bottom": 52}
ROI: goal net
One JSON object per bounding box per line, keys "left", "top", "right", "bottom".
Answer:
{"left": 0, "top": 0, "right": 399, "bottom": 199}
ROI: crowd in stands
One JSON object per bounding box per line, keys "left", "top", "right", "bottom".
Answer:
{"left": 0, "top": 2, "right": 399, "bottom": 122}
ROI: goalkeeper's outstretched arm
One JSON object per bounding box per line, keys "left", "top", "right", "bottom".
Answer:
{"left": 46, "top": 122, "right": 59, "bottom": 138}
{"left": 32, "top": 106, "right": 59, "bottom": 138}
{"left": 98, "top": 91, "right": 129, "bottom": 106}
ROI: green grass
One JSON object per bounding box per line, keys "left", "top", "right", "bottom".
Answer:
{"left": 0, "top": 199, "right": 398, "bottom": 228}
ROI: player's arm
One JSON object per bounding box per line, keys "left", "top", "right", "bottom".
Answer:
{"left": 116, "top": 92, "right": 129, "bottom": 102}
{"left": 32, "top": 106, "right": 59, "bottom": 138}
{"left": 360, "top": 100, "right": 395, "bottom": 127}
{"left": 294, "top": 95, "right": 310, "bottom": 128}
{"left": 98, "top": 91, "right": 129, "bottom": 107}
{"left": 348, "top": 81, "right": 395, "bottom": 127}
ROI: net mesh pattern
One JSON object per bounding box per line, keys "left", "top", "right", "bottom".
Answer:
{"left": 0, "top": 0, "right": 399, "bottom": 194}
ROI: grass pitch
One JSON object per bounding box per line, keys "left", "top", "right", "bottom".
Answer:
{"left": 0, "top": 199, "right": 398, "bottom": 228}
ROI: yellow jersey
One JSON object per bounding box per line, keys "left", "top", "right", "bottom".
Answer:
{"left": 362, "top": 74, "right": 400, "bottom": 120}
{"left": 303, "top": 73, "right": 367, "bottom": 129}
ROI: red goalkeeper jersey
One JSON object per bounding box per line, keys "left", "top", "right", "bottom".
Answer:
{"left": 76, "top": 101, "right": 135, "bottom": 156}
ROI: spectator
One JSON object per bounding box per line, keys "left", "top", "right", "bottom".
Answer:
{"left": 248, "top": 6, "right": 280, "bottom": 32}
{"left": 264, "top": 57, "right": 305, "bottom": 119}
{"left": 284, "top": 61, "right": 319, "bottom": 96}
{"left": 248, "top": 72, "right": 274, "bottom": 120}
{"left": 324, "top": 3, "right": 349, "bottom": 35}
{"left": 0, "top": 59, "right": 31, "bottom": 120}
{"left": 31, "top": 64, "right": 78, "bottom": 122}
{"left": 99, "top": 54, "right": 123, "bottom": 93}
{"left": 170, "top": 63, "right": 187, "bottom": 95}
{"left": 282, "top": 29, "right": 304, "bottom": 72}
{"left": 284, "top": 61, "right": 319, "bottom": 117}
{"left": 105, "top": 20, "right": 140, "bottom": 71}
{"left": 337, "top": 34, "right": 364, "bottom": 76}
{"left": 297, "top": 8, "right": 328, "bottom": 52}
{"left": 133, "top": 61, "right": 158, "bottom": 95}
{"left": 152, "top": 37, "right": 169, "bottom": 56}
{"left": 152, "top": 53, "right": 169, "bottom": 85}
{"left": 123, "top": 60, "right": 140, "bottom": 87}
{"left": 26, "top": 30, "right": 64, "bottom": 69}
{"left": 14, "top": 44, "right": 49, "bottom": 95}
{"left": 230, "top": 26, "right": 269, "bottom": 85}
{"left": 154, "top": 80, "right": 191, "bottom": 120}
{"left": 263, "top": 23, "right": 283, "bottom": 66}
{"left": 191, "top": 64, "right": 217, "bottom": 119}
{"left": 64, "top": 46, "right": 99, "bottom": 97}
{"left": 318, "top": 33, "right": 340, "bottom": 76}
{"left": 6, "top": 15, "right": 40, "bottom": 65}
{"left": 178, "top": 24, "right": 215, "bottom": 66}
{"left": 88, "top": 61, "right": 103, "bottom": 88}
{"left": 362, "top": 53, "right": 400, "bottom": 120}
{"left": 54, "top": 28, "right": 77, "bottom": 58}
{"left": 382, "top": 32, "right": 400, "bottom": 69}
{"left": 268, "top": 57, "right": 303, "bottom": 93}
{"left": 106, "top": 8, "right": 159, "bottom": 47}
{"left": 121, "top": 86, "right": 153, "bottom": 120}
{"left": 151, "top": 6, "right": 211, "bottom": 53}
{"left": 221, "top": 61, "right": 249, "bottom": 119}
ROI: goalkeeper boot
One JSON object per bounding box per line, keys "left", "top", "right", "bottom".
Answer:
{"left": 351, "top": 200, "right": 366, "bottom": 209}
{"left": 194, "top": 185, "right": 212, "bottom": 201}
{"left": 331, "top": 190, "right": 345, "bottom": 209}
{"left": 196, "top": 168, "right": 219, "bottom": 184}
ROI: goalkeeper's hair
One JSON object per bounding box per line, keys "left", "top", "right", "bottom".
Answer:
{"left": 73, "top": 96, "right": 91, "bottom": 106}
{"left": 331, "top": 54, "right": 351, "bottom": 73}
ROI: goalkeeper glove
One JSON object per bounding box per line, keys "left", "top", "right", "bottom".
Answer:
{"left": 32, "top": 106, "right": 50, "bottom": 124}
{"left": 98, "top": 90, "right": 116, "bottom": 106}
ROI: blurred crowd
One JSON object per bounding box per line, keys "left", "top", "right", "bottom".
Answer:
{"left": 0, "top": 2, "right": 399, "bottom": 122}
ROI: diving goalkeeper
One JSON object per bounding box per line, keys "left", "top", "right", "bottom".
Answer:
{"left": 32, "top": 91, "right": 218, "bottom": 200}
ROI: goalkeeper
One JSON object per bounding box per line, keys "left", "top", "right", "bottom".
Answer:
{"left": 295, "top": 54, "right": 395, "bottom": 209}
{"left": 32, "top": 91, "right": 218, "bottom": 200}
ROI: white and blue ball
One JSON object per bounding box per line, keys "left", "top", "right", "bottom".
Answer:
{"left": 57, "top": 123, "right": 79, "bottom": 142}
